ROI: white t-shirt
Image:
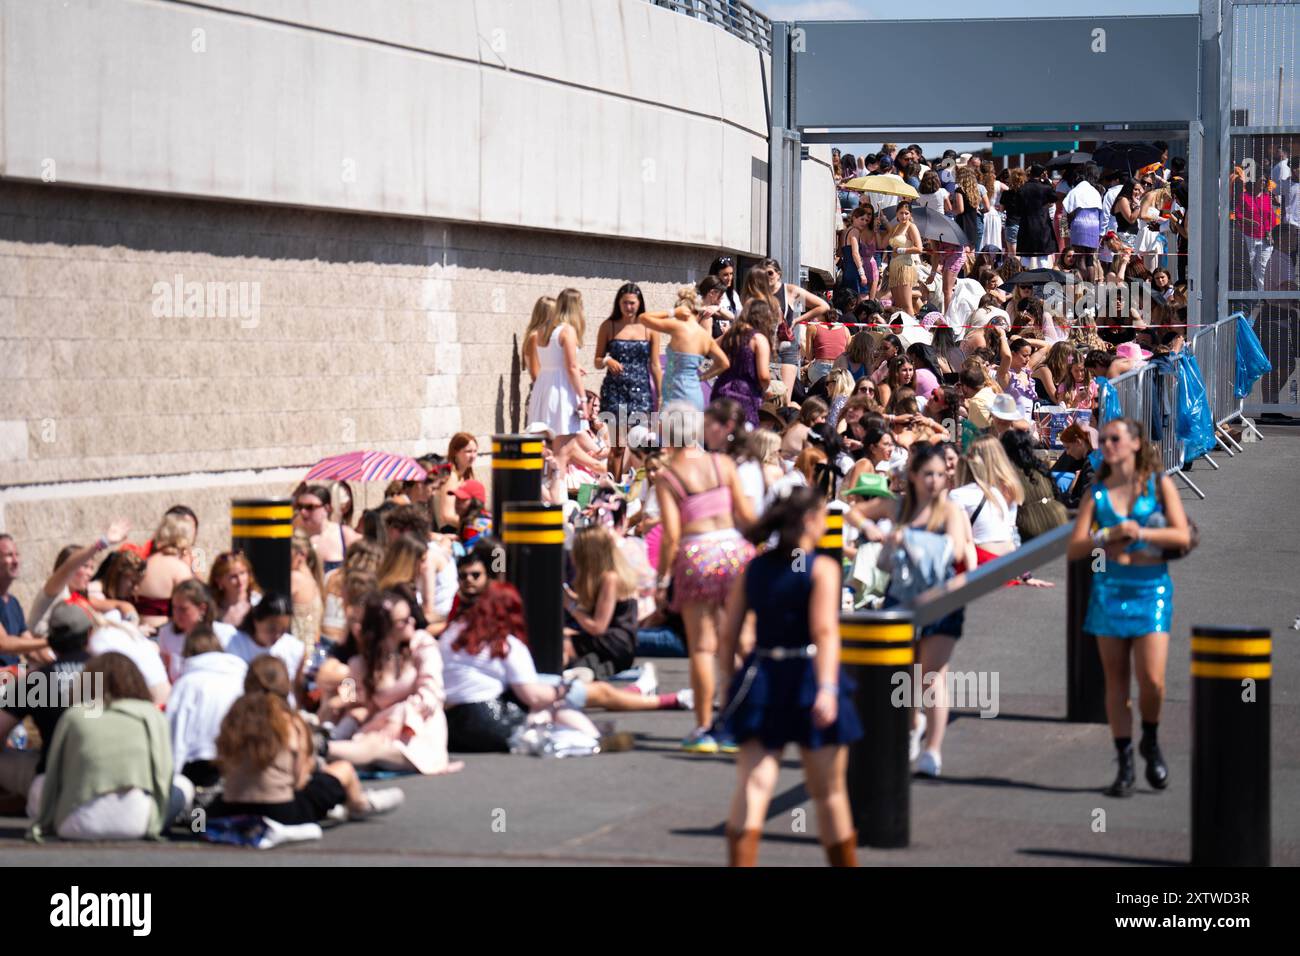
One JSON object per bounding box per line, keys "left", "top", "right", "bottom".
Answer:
{"left": 1063, "top": 181, "right": 1103, "bottom": 213}
{"left": 156, "top": 620, "right": 236, "bottom": 683}
{"left": 1282, "top": 178, "right": 1300, "bottom": 227}
{"left": 736, "top": 459, "right": 768, "bottom": 518}
{"left": 1263, "top": 252, "right": 1296, "bottom": 292}
{"left": 439, "top": 622, "right": 539, "bottom": 705}
{"left": 869, "top": 174, "right": 904, "bottom": 212}
{"left": 224, "top": 629, "right": 306, "bottom": 681}
{"left": 917, "top": 190, "right": 946, "bottom": 217}
{"left": 1272, "top": 159, "right": 1291, "bottom": 185}
{"left": 429, "top": 546, "right": 458, "bottom": 618}
{"left": 950, "top": 484, "right": 1018, "bottom": 545}
{"left": 89, "top": 624, "right": 169, "bottom": 690}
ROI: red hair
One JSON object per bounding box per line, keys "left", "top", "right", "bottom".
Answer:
{"left": 452, "top": 581, "right": 528, "bottom": 659}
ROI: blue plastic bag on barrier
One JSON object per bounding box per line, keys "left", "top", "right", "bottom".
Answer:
{"left": 1235, "top": 314, "right": 1273, "bottom": 399}
{"left": 1176, "top": 352, "right": 1215, "bottom": 466}
{"left": 1087, "top": 376, "right": 1124, "bottom": 470}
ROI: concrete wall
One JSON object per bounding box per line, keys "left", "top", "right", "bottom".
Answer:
{"left": 801, "top": 145, "right": 838, "bottom": 279}
{"left": 0, "top": 180, "right": 713, "bottom": 609}
{"left": 1, "top": 0, "right": 771, "bottom": 254}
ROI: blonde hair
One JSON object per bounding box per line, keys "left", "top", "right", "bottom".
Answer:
{"left": 290, "top": 530, "right": 325, "bottom": 595}
{"left": 674, "top": 285, "right": 701, "bottom": 316}
{"left": 957, "top": 166, "right": 981, "bottom": 213}
{"left": 571, "top": 526, "right": 638, "bottom": 610}
{"left": 152, "top": 513, "right": 194, "bottom": 556}
{"left": 823, "top": 368, "right": 854, "bottom": 401}
{"left": 958, "top": 435, "right": 1025, "bottom": 516}
{"left": 377, "top": 534, "right": 426, "bottom": 592}
{"left": 547, "top": 288, "right": 585, "bottom": 347}
{"left": 522, "top": 295, "right": 557, "bottom": 359}
{"left": 748, "top": 428, "right": 781, "bottom": 466}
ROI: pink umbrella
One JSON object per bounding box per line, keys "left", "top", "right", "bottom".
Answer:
{"left": 304, "top": 451, "right": 426, "bottom": 483}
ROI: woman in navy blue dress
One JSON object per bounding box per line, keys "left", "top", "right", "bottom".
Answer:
{"left": 1068, "top": 418, "right": 1192, "bottom": 797}
{"left": 718, "top": 486, "right": 862, "bottom": 867}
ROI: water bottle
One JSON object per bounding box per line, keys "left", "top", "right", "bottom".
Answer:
{"left": 7, "top": 724, "right": 27, "bottom": 751}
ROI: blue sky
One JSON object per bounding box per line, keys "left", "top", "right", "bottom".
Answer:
{"left": 753, "top": 0, "right": 1197, "bottom": 18}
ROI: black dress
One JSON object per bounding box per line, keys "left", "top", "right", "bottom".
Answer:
{"left": 1017, "top": 181, "right": 1058, "bottom": 256}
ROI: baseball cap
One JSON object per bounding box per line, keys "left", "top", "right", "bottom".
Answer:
{"left": 48, "top": 602, "right": 94, "bottom": 654}
{"left": 452, "top": 479, "right": 487, "bottom": 502}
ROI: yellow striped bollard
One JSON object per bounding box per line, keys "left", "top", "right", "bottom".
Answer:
{"left": 231, "top": 498, "right": 293, "bottom": 598}
{"left": 840, "top": 609, "right": 916, "bottom": 848}
{"left": 1191, "top": 625, "right": 1271, "bottom": 866}
{"left": 503, "top": 501, "right": 565, "bottom": 674}
{"left": 491, "top": 434, "right": 544, "bottom": 521}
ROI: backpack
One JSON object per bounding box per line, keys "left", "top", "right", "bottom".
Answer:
{"left": 1016, "top": 469, "right": 1069, "bottom": 540}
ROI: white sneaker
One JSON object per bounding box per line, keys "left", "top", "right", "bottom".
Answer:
{"left": 915, "top": 750, "right": 942, "bottom": 778}
{"left": 909, "top": 712, "right": 928, "bottom": 762}
{"left": 354, "top": 787, "right": 405, "bottom": 818}
{"left": 633, "top": 662, "right": 658, "bottom": 696}
{"left": 675, "top": 688, "right": 695, "bottom": 711}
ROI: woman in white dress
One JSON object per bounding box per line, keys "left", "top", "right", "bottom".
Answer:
{"left": 525, "top": 288, "right": 588, "bottom": 471}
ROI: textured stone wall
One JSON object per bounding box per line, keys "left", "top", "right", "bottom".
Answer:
{"left": 0, "top": 181, "right": 711, "bottom": 609}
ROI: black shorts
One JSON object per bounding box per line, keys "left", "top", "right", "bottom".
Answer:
{"left": 446, "top": 696, "right": 528, "bottom": 753}
{"left": 565, "top": 628, "right": 635, "bottom": 681}
{"left": 208, "top": 771, "right": 347, "bottom": 826}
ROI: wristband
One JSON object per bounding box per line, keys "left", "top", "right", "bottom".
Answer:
{"left": 818, "top": 683, "right": 838, "bottom": 694}
{"left": 95, "top": 535, "right": 110, "bottom": 552}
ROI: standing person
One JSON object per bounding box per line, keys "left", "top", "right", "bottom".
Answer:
{"left": 804, "top": 308, "right": 851, "bottom": 386}
{"left": 949, "top": 435, "right": 1024, "bottom": 564}
{"left": 839, "top": 205, "right": 872, "bottom": 298}
{"left": 1233, "top": 169, "right": 1275, "bottom": 290}
{"left": 520, "top": 294, "right": 558, "bottom": 418}
{"left": 879, "top": 444, "right": 977, "bottom": 777}
{"left": 1017, "top": 165, "right": 1060, "bottom": 269}
{"left": 762, "top": 258, "right": 830, "bottom": 406}
{"left": 0, "top": 534, "right": 49, "bottom": 664}
{"left": 718, "top": 487, "right": 862, "bottom": 867}
{"left": 640, "top": 287, "right": 729, "bottom": 411}
{"left": 655, "top": 402, "right": 756, "bottom": 753}
{"left": 711, "top": 300, "right": 772, "bottom": 427}
{"left": 880, "top": 203, "right": 924, "bottom": 316}
{"left": 595, "top": 283, "right": 660, "bottom": 475}
{"left": 1064, "top": 164, "right": 1105, "bottom": 273}
{"left": 709, "top": 255, "right": 743, "bottom": 316}
{"left": 1067, "top": 419, "right": 1190, "bottom": 797}
{"left": 1002, "top": 167, "right": 1027, "bottom": 261}
{"left": 526, "top": 288, "right": 588, "bottom": 468}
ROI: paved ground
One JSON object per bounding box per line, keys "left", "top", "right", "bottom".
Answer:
{"left": 3, "top": 426, "right": 1296, "bottom": 866}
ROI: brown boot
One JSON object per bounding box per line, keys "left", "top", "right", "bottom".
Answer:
{"left": 726, "top": 828, "right": 762, "bottom": 867}
{"left": 824, "top": 831, "right": 859, "bottom": 867}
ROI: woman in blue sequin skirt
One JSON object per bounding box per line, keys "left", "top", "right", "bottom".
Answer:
{"left": 1068, "top": 418, "right": 1193, "bottom": 799}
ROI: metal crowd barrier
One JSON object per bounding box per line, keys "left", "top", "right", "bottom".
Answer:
{"left": 1103, "top": 312, "right": 1262, "bottom": 500}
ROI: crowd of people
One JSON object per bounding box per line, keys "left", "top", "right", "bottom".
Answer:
{"left": 0, "top": 141, "right": 1204, "bottom": 865}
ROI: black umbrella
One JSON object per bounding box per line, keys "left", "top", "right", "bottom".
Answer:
{"left": 1008, "top": 268, "right": 1070, "bottom": 287}
{"left": 885, "top": 203, "right": 973, "bottom": 247}
{"left": 1092, "top": 141, "right": 1164, "bottom": 175}
{"left": 1046, "top": 151, "right": 1093, "bottom": 169}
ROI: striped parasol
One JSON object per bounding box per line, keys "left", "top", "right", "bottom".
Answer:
{"left": 304, "top": 450, "right": 427, "bottom": 483}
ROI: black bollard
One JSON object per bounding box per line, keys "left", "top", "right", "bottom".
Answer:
{"left": 817, "top": 503, "right": 845, "bottom": 570}
{"left": 231, "top": 498, "right": 293, "bottom": 598}
{"left": 1066, "top": 557, "right": 1107, "bottom": 723}
{"left": 503, "top": 501, "right": 565, "bottom": 675}
{"left": 491, "top": 434, "right": 544, "bottom": 523}
{"left": 1191, "top": 625, "right": 1271, "bottom": 867}
{"left": 840, "top": 610, "right": 915, "bottom": 848}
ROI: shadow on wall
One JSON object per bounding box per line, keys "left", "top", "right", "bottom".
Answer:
{"left": 495, "top": 334, "right": 525, "bottom": 434}
{"left": 0, "top": 182, "right": 708, "bottom": 281}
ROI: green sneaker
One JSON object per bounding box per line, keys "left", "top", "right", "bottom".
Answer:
{"left": 715, "top": 733, "right": 740, "bottom": 755}
{"left": 681, "top": 729, "right": 719, "bottom": 754}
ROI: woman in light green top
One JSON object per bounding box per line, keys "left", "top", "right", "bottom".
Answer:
{"left": 31, "top": 652, "right": 178, "bottom": 842}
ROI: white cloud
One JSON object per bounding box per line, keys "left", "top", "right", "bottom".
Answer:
{"left": 756, "top": 0, "right": 872, "bottom": 20}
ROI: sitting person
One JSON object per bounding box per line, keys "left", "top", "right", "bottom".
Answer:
{"left": 134, "top": 513, "right": 196, "bottom": 632}
{"left": 440, "top": 580, "right": 602, "bottom": 753}
{"left": 563, "top": 526, "right": 639, "bottom": 681}
{"left": 167, "top": 626, "right": 248, "bottom": 789}
{"left": 226, "top": 593, "right": 304, "bottom": 685}
{"left": 156, "top": 579, "right": 237, "bottom": 684}
{"left": 209, "top": 665, "right": 403, "bottom": 825}
{"left": 0, "top": 604, "right": 93, "bottom": 816}
{"left": 326, "top": 591, "right": 462, "bottom": 775}
{"left": 30, "top": 653, "right": 184, "bottom": 842}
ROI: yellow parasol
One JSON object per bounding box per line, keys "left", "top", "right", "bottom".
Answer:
{"left": 841, "top": 175, "right": 919, "bottom": 199}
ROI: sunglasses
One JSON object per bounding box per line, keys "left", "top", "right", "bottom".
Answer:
{"left": 717, "top": 257, "right": 733, "bottom": 266}
{"left": 293, "top": 502, "right": 324, "bottom": 513}
{"left": 1101, "top": 435, "right": 1125, "bottom": 445}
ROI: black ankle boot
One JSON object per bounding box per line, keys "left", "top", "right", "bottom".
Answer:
{"left": 1106, "top": 745, "right": 1136, "bottom": 797}
{"left": 1139, "top": 736, "right": 1169, "bottom": 790}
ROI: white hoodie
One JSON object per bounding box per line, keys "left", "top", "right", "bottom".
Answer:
{"left": 167, "top": 652, "right": 248, "bottom": 771}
